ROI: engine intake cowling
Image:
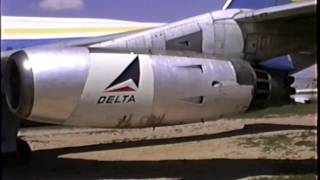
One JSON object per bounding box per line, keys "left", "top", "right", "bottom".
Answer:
{"left": 5, "top": 48, "right": 90, "bottom": 124}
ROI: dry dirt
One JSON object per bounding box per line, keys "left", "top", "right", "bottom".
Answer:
{"left": 3, "top": 115, "right": 317, "bottom": 180}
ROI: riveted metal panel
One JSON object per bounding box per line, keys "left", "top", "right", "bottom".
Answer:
{"left": 126, "top": 36, "right": 147, "bottom": 50}
{"left": 197, "top": 14, "right": 215, "bottom": 54}
{"left": 166, "top": 22, "right": 201, "bottom": 39}
{"left": 151, "top": 56, "right": 253, "bottom": 125}
{"left": 151, "top": 31, "right": 166, "bottom": 50}
{"left": 213, "top": 19, "right": 244, "bottom": 58}
{"left": 164, "top": 21, "right": 202, "bottom": 51}
{"left": 213, "top": 21, "right": 225, "bottom": 52}
{"left": 166, "top": 31, "right": 202, "bottom": 52}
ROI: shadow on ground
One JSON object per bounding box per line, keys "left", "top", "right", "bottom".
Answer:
{"left": 3, "top": 124, "right": 317, "bottom": 180}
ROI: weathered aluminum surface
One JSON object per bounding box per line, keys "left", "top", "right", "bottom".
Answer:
{"left": 90, "top": 3, "right": 315, "bottom": 62}
{"left": 234, "top": 0, "right": 316, "bottom": 23}
{"left": 91, "top": 9, "right": 245, "bottom": 59}
{"left": 151, "top": 56, "right": 253, "bottom": 126}
{"left": 239, "top": 16, "right": 316, "bottom": 61}
{"left": 65, "top": 53, "right": 254, "bottom": 128}
{"left": 211, "top": 9, "right": 243, "bottom": 20}
{"left": 25, "top": 48, "right": 90, "bottom": 123}
{"left": 7, "top": 48, "right": 255, "bottom": 128}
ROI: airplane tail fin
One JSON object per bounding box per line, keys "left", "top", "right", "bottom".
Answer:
{"left": 223, "top": 0, "right": 293, "bottom": 10}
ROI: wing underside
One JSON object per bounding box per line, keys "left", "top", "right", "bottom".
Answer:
{"left": 234, "top": 0, "right": 316, "bottom": 73}
{"left": 234, "top": 0, "right": 316, "bottom": 23}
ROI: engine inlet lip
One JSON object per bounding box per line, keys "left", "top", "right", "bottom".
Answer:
{"left": 4, "top": 51, "right": 34, "bottom": 118}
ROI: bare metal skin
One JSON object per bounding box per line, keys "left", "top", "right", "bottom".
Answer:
{"left": 6, "top": 48, "right": 254, "bottom": 127}
{"left": 1, "top": 1, "right": 315, "bottom": 158}
{"left": 91, "top": 8, "right": 315, "bottom": 63}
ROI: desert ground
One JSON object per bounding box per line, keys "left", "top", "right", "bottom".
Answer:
{"left": 2, "top": 103, "right": 318, "bottom": 180}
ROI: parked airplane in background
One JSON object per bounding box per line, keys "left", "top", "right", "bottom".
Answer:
{"left": 291, "top": 66, "right": 317, "bottom": 103}
{"left": 1, "top": 0, "right": 316, "bottom": 163}
{"left": 292, "top": 88, "right": 317, "bottom": 103}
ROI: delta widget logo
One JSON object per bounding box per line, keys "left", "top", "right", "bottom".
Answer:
{"left": 104, "top": 56, "right": 140, "bottom": 92}
{"left": 97, "top": 56, "right": 140, "bottom": 104}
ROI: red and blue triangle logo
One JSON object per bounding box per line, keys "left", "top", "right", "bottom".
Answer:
{"left": 104, "top": 56, "right": 140, "bottom": 92}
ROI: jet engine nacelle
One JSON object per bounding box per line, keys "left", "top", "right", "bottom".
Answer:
{"left": 4, "top": 47, "right": 292, "bottom": 128}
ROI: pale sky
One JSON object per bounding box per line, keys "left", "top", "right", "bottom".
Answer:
{"left": 1, "top": 0, "right": 226, "bottom": 22}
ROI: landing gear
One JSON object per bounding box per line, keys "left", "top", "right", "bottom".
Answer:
{"left": 16, "top": 138, "right": 32, "bottom": 164}
{"left": 1, "top": 94, "right": 32, "bottom": 165}
{"left": 2, "top": 138, "right": 32, "bottom": 165}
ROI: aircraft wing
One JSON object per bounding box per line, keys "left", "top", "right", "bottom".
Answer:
{"left": 234, "top": 0, "right": 316, "bottom": 73}
{"left": 1, "top": 29, "right": 150, "bottom": 61}
{"left": 234, "top": 0, "right": 316, "bottom": 22}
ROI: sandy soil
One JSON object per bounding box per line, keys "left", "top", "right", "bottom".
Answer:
{"left": 3, "top": 115, "right": 317, "bottom": 180}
